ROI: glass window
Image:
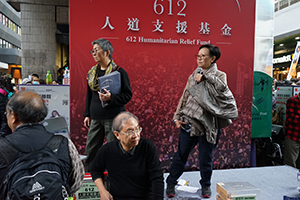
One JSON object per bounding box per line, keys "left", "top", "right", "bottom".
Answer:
{"left": 2, "top": 15, "right": 6, "bottom": 25}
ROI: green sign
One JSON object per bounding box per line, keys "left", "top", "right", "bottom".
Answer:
{"left": 232, "top": 195, "right": 256, "bottom": 200}
{"left": 251, "top": 71, "right": 272, "bottom": 138}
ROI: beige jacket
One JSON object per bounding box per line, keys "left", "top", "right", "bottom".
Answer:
{"left": 173, "top": 66, "right": 227, "bottom": 121}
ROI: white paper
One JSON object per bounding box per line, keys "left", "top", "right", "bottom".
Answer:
{"left": 176, "top": 186, "right": 199, "bottom": 193}
{"left": 178, "top": 179, "right": 187, "bottom": 186}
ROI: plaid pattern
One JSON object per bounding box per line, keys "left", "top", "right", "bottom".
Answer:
{"left": 285, "top": 94, "right": 300, "bottom": 142}
{"left": 67, "top": 138, "right": 85, "bottom": 194}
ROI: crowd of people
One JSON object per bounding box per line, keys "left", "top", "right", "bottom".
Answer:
{"left": 21, "top": 68, "right": 67, "bottom": 85}
{"left": 0, "top": 69, "right": 69, "bottom": 136}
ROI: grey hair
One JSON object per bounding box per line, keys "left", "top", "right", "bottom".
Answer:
{"left": 92, "top": 38, "right": 113, "bottom": 60}
{"left": 112, "top": 112, "right": 139, "bottom": 132}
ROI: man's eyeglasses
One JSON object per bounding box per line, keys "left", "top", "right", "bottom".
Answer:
{"left": 119, "top": 127, "right": 142, "bottom": 136}
{"left": 90, "top": 49, "right": 100, "bottom": 55}
{"left": 195, "top": 54, "right": 209, "bottom": 59}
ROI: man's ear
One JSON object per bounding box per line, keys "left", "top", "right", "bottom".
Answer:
{"left": 10, "top": 111, "right": 20, "bottom": 131}
{"left": 114, "top": 131, "right": 120, "bottom": 140}
{"left": 105, "top": 50, "right": 110, "bottom": 58}
{"left": 11, "top": 111, "right": 17, "bottom": 124}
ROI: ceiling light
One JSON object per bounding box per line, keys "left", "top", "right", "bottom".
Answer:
{"left": 279, "top": 44, "right": 284, "bottom": 46}
{"left": 296, "top": 37, "right": 300, "bottom": 40}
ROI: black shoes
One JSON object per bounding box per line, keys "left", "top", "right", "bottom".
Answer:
{"left": 166, "top": 184, "right": 175, "bottom": 198}
{"left": 166, "top": 184, "right": 211, "bottom": 198}
{"left": 202, "top": 186, "right": 211, "bottom": 198}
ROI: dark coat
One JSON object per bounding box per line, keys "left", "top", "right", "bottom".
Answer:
{"left": 0, "top": 93, "right": 11, "bottom": 137}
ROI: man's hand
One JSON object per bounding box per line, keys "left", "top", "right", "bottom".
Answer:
{"left": 98, "top": 89, "right": 111, "bottom": 102}
{"left": 174, "top": 120, "right": 187, "bottom": 129}
{"left": 83, "top": 117, "right": 91, "bottom": 128}
{"left": 99, "top": 190, "right": 113, "bottom": 200}
{"left": 194, "top": 73, "right": 203, "bottom": 83}
{"left": 95, "top": 178, "right": 113, "bottom": 200}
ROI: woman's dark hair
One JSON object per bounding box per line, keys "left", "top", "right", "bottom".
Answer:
{"left": 32, "top": 73, "right": 39, "bottom": 79}
{"left": 199, "top": 44, "right": 221, "bottom": 63}
{"left": 7, "top": 91, "right": 48, "bottom": 123}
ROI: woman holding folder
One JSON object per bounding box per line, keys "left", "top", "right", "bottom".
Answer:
{"left": 83, "top": 38, "right": 132, "bottom": 172}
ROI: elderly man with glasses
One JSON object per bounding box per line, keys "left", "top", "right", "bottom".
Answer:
{"left": 90, "top": 112, "right": 164, "bottom": 200}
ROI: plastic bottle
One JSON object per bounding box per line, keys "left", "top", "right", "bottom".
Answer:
{"left": 297, "top": 169, "right": 300, "bottom": 192}
{"left": 46, "top": 71, "right": 52, "bottom": 85}
{"left": 64, "top": 67, "right": 69, "bottom": 78}
{"left": 63, "top": 67, "right": 70, "bottom": 85}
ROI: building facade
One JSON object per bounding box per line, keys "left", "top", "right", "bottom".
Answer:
{"left": 0, "top": 0, "right": 21, "bottom": 79}
{"left": 274, "top": 0, "right": 300, "bottom": 80}
{"left": 7, "top": 0, "right": 68, "bottom": 82}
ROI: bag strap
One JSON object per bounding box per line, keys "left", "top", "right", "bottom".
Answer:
{"left": 47, "top": 134, "right": 64, "bottom": 155}
{"left": 0, "top": 134, "right": 64, "bottom": 166}
{"left": 0, "top": 138, "right": 19, "bottom": 165}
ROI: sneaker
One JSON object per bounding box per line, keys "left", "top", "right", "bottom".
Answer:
{"left": 166, "top": 184, "right": 175, "bottom": 198}
{"left": 202, "top": 186, "right": 211, "bottom": 198}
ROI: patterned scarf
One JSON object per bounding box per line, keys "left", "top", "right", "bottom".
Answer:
{"left": 87, "top": 60, "right": 119, "bottom": 91}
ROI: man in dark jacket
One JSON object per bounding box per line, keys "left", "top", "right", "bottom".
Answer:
{"left": 0, "top": 77, "right": 11, "bottom": 137}
{"left": 0, "top": 91, "right": 85, "bottom": 196}
{"left": 91, "top": 112, "right": 164, "bottom": 200}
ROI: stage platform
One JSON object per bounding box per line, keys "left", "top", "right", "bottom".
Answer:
{"left": 163, "top": 165, "right": 299, "bottom": 199}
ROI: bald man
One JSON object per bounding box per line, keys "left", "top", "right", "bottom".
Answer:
{"left": 0, "top": 91, "right": 84, "bottom": 198}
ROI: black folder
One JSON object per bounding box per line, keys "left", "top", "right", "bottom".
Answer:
{"left": 98, "top": 71, "right": 121, "bottom": 107}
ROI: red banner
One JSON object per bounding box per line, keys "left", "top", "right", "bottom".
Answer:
{"left": 69, "top": 0, "right": 255, "bottom": 170}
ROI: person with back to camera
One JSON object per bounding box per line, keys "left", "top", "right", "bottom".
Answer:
{"left": 90, "top": 111, "right": 164, "bottom": 200}
{"left": 166, "top": 44, "right": 238, "bottom": 198}
{"left": 0, "top": 91, "right": 85, "bottom": 199}
{"left": 83, "top": 38, "right": 132, "bottom": 172}
{"left": 0, "top": 77, "right": 11, "bottom": 137}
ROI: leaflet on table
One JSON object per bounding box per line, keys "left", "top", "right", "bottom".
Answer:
{"left": 216, "top": 182, "right": 260, "bottom": 200}
{"left": 98, "top": 71, "right": 121, "bottom": 107}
